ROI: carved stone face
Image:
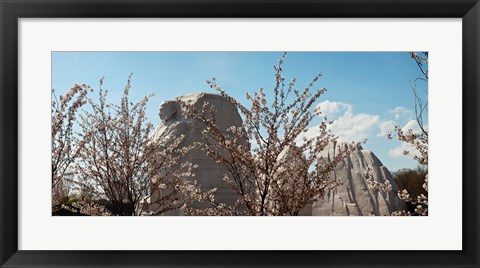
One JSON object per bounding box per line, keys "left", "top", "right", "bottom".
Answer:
{"left": 159, "top": 102, "right": 176, "bottom": 123}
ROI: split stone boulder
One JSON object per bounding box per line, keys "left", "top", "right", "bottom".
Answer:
{"left": 309, "top": 141, "right": 406, "bottom": 216}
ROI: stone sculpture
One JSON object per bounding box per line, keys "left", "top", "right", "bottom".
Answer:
{"left": 148, "top": 93, "right": 244, "bottom": 214}
{"left": 148, "top": 100, "right": 188, "bottom": 215}
{"left": 311, "top": 141, "right": 406, "bottom": 216}
{"left": 152, "top": 100, "right": 187, "bottom": 147}
{"left": 175, "top": 92, "right": 243, "bottom": 208}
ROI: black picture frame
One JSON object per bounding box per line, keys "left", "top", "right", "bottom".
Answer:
{"left": 1, "top": 0, "right": 479, "bottom": 267}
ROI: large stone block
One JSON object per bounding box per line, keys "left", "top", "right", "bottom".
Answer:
{"left": 311, "top": 142, "right": 406, "bottom": 216}
{"left": 176, "top": 93, "right": 243, "bottom": 208}
{"left": 149, "top": 93, "right": 243, "bottom": 214}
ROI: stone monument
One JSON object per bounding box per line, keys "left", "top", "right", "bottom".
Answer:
{"left": 149, "top": 93, "right": 405, "bottom": 216}
{"left": 176, "top": 92, "right": 243, "bottom": 208}
{"left": 310, "top": 141, "right": 406, "bottom": 216}
{"left": 151, "top": 100, "right": 188, "bottom": 147}
{"left": 148, "top": 100, "right": 188, "bottom": 215}
{"left": 149, "top": 93, "right": 244, "bottom": 214}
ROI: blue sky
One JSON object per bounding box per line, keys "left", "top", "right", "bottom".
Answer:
{"left": 52, "top": 52, "right": 427, "bottom": 172}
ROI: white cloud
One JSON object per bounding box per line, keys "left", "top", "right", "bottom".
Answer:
{"left": 377, "top": 120, "right": 395, "bottom": 137}
{"left": 402, "top": 119, "right": 420, "bottom": 132}
{"left": 301, "top": 101, "right": 428, "bottom": 160}
{"left": 315, "top": 100, "right": 351, "bottom": 117}
{"left": 330, "top": 112, "right": 380, "bottom": 142}
{"left": 307, "top": 101, "right": 380, "bottom": 142}
{"left": 388, "top": 106, "right": 413, "bottom": 121}
{"left": 388, "top": 142, "right": 417, "bottom": 158}
{"left": 388, "top": 119, "right": 427, "bottom": 159}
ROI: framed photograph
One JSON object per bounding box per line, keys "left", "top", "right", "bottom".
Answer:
{"left": 1, "top": 0, "right": 479, "bottom": 267}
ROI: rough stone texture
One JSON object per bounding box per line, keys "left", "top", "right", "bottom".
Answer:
{"left": 176, "top": 93, "right": 244, "bottom": 208}
{"left": 311, "top": 142, "right": 406, "bottom": 216}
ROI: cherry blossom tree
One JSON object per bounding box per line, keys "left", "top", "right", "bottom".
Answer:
{"left": 75, "top": 76, "right": 202, "bottom": 215}
{"left": 51, "top": 84, "right": 89, "bottom": 210}
{"left": 181, "top": 53, "right": 358, "bottom": 216}
{"left": 370, "top": 52, "right": 429, "bottom": 216}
